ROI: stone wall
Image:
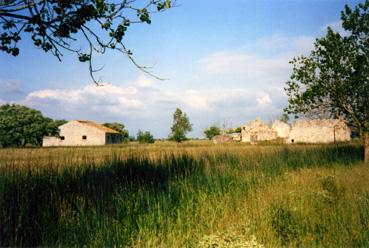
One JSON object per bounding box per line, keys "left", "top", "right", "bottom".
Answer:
{"left": 212, "top": 134, "right": 234, "bottom": 144}
{"left": 241, "top": 119, "right": 277, "bottom": 142}
{"left": 272, "top": 120, "right": 290, "bottom": 139}
{"left": 287, "top": 119, "right": 350, "bottom": 143}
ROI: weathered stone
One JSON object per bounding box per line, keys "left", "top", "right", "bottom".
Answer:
{"left": 272, "top": 120, "right": 290, "bottom": 139}
{"left": 287, "top": 119, "right": 350, "bottom": 144}
{"left": 241, "top": 119, "right": 277, "bottom": 143}
{"left": 212, "top": 134, "right": 234, "bottom": 144}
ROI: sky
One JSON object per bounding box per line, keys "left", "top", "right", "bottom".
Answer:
{"left": 0, "top": 0, "right": 362, "bottom": 138}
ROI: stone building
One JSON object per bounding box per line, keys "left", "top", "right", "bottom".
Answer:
{"left": 241, "top": 119, "right": 277, "bottom": 143}
{"left": 43, "top": 120, "right": 121, "bottom": 146}
{"left": 229, "top": 132, "right": 242, "bottom": 141}
{"left": 287, "top": 119, "right": 350, "bottom": 143}
{"left": 212, "top": 134, "right": 234, "bottom": 144}
{"left": 272, "top": 120, "right": 291, "bottom": 139}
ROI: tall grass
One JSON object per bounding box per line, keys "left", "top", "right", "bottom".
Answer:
{"left": 0, "top": 142, "right": 367, "bottom": 247}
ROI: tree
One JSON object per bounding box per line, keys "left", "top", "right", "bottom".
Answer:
{"left": 136, "top": 129, "right": 154, "bottom": 143}
{"left": 103, "top": 122, "right": 129, "bottom": 141}
{"left": 169, "top": 108, "right": 192, "bottom": 142}
{"left": 204, "top": 125, "right": 221, "bottom": 140}
{"left": 0, "top": 104, "right": 60, "bottom": 147}
{"left": 284, "top": 1, "right": 369, "bottom": 162}
{"left": 226, "top": 127, "right": 242, "bottom": 134}
{"left": 279, "top": 113, "right": 290, "bottom": 123}
{"left": 0, "top": 0, "right": 174, "bottom": 84}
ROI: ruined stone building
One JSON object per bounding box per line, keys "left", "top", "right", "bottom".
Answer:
{"left": 241, "top": 119, "right": 277, "bottom": 143}
{"left": 43, "top": 120, "right": 121, "bottom": 146}
{"left": 212, "top": 134, "right": 234, "bottom": 144}
{"left": 212, "top": 133, "right": 241, "bottom": 144}
{"left": 287, "top": 119, "right": 350, "bottom": 143}
{"left": 272, "top": 120, "right": 291, "bottom": 139}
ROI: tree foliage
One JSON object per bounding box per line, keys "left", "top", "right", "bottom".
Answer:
{"left": 226, "top": 127, "right": 241, "bottom": 134}
{"left": 279, "top": 113, "right": 290, "bottom": 123}
{"left": 204, "top": 125, "right": 221, "bottom": 140}
{"left": 0, "top": 104, "right": 61, "bottom": 147}
{"left": 284, "top": 0, "right": 369, "bottom": 162}
{"left": 169, "top": 108, "right": 192, "bottom": 142}
{"left": 0, "top": 0, "right": 173, "bottom": 84}
{"left": 136, "top": 129, "right": 154, "bottom": 143}
{"left": 103, "top": 122, "right": 129, "bottom": 141}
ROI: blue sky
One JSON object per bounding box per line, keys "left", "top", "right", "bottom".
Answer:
{"left": 0, "top": 0, "right": 362, "bottom": 138}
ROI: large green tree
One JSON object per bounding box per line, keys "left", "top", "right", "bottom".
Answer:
{"left": 0, "top": 0, "right": 173, "bottom": 84}
{"left": 0, "top": 104, "right": 61, "bottom": 147}
{"left": 103, "top": 122, "right": 129, "bottom": 141}
{"left": 284, "top": 1, "right": 369, "bottom": 162}
{"left": 169, "top": 108, "right": 192, "bottom": 142}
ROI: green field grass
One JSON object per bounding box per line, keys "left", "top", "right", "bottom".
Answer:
{"left": 0, "top": 141, "right": 368, "bottom": 247}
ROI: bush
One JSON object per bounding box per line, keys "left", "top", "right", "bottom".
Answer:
{"left": 136, "top": 130, "right": 155, "bottom": 143}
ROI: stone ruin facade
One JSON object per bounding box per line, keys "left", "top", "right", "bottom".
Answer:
{"left": 212, "top": 134, "right": 235, "bottom": 144}
{"left": 241, "top": 119, "right": 277, "bottom": 143}
{"left": 272, "top": 120, "right": 290, "bottom": 139}
{"left": 212, "top": 118, "right": 351, "bottom": 144}
{"left": 287, "top": 119, "right": 351, "bottom": 144}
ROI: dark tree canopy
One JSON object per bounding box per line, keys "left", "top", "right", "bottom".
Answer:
{"left": 169, "top": 108, "right": 192, "bottom": 142}
{"left": 0, "top": 0, "right": 173, "bottom": 84}
{"left": 284, "top": 0, "right": 369, "bottom": 162}
{"left": 0, "top": 104, "right": 61, "bottom": 147}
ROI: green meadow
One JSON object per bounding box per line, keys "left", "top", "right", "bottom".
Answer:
{"left": 0, "top": 142, "right": 368, "bottom": 247}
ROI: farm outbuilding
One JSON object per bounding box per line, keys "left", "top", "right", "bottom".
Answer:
{"left": 43, "top": 120, "right": 121, "bottom": 146}
{"left": 241, "top": 119, "right": 277, "bottom": 143}
{"left": 287, "top": 119, "right": 351, "bottom": 144}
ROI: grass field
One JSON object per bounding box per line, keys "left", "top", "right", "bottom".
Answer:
{"left": 0, "top": 141, "right": 368, "bottom": 247}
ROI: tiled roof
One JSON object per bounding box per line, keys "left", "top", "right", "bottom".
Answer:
{"left": 75, "top": 120, "right": 120, "bottom": 134}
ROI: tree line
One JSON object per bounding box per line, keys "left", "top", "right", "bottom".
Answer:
{"left": 0, "top": 104, "right": 193, "bottom": 147}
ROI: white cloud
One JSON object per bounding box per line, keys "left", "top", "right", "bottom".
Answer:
{"left": 16, "top": 33, "right": 312, "bottom": 137}
{"left": 257, "top": 94, "right": 272, "bottom": 105}
{"left": 199, "top": 51, "right": 290, "bottom": 75}
{"left": 21, "top": 81, "right": 286, "bottom": 137}
{"left": 255, "top": 34, "right": 315, "bottom": 53}
{"left": 0, "top": 98, "right": 5, "bottom": 105}
{"left": 136, "top": 74, "right": 154, "bottom": 87}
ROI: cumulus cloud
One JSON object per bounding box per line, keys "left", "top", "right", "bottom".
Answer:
{"left": 12, "top": 33, "right": 314, "bottom": 137}
{"left": 21, "top": 79, "right": 286, "bottom": 137}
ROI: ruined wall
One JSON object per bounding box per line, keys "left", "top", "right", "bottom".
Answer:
{"left": 287, "top": 119, "right": 350, "bottom": 143}
{"left": 241, "top": 119, "right": 277, "bottom": 142}
{"left": 212, "top": 134, "right": 234, "bottom": 144}
{"left": 272, "top": 120, "right": 290, "bottom": 139}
